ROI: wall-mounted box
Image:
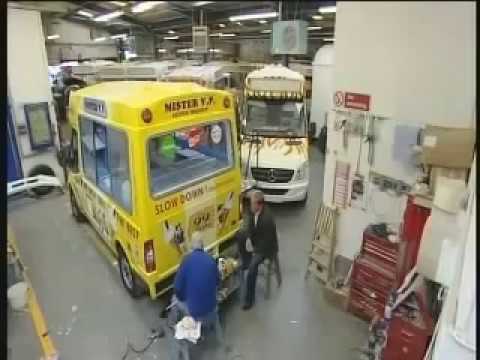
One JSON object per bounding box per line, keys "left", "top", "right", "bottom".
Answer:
{"left": 271, "top": 20, "right": 308, "bottom": 55}
{"left": 422, "top": 125, "right": 475, "bottom": 169}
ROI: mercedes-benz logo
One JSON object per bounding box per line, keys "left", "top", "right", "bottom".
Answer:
{"left": 268, "top": 169, "right": 276, "bottom": 183}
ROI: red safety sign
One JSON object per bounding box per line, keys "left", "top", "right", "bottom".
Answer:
{"left": 334, "top": 91, "right": 344, "bottom": 107}
{"left": 344, "top": 92, "right": 371, "bottom": 111}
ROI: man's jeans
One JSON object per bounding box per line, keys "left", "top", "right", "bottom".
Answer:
{"left": 244, "top": 253, "right": 266, "bottom": 306}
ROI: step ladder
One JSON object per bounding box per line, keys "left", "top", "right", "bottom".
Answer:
{"left": 305, "top": 204, "right": 338, "bottom": 284}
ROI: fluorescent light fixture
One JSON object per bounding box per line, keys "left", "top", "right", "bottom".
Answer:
{"left": 110, "top": 33, "right": 128, "bottom": 39}
{"left": 93, "top": 36, "right": 107, "bottom": 42}
{"left": 177, "top": 48, "right": 194, "bottom": 53}
{"left": 261, "top": 29, "right": 271, "bottom": 34}
{"left": 125, "top": 50, "right": 137, "bottom": 59}
{"left": 229, "top": 11, "right": 278, "bottom": 22}
{"left": 47, "top": 34, "right": 60, "bottom": 40}
{"left": 164, "top": 35, "right": 179, "bottom": 40}
{"left": 312, "top": 15, "right": 323, "bottom": 20}
{"left": 258, "top": 20, "right": 267, "bottom": 24}
{"left": 218, "top": 23, "right": 226, "bottom": 28}
{"left": 319, "top": 6, "right": 336, "bottom": 13}
{"left": 157, "top": 48, "right": 167, "bottom": 53}
{"left": 168, "top": 30, "right": 175, "bottom": 34}
{"left": 236, "top": 22, "right": 242, "bottom": 26}
{"left": 110, "top": 1, "right": 127, "bottom": 6}
{"left": 308, "top": 26, "right": 322, "bottom": 31}
{"left": 94, "top": 10, "right": 124, "bottom": 22}
{"left": 131, "top": 1, "right": 164, "bottom": 13}
{"left": 209, "top": 32, "right": 235, "bottom": 37}
{"left": 77, "top": 10, "right": 94, "bottom": 18}
{"left": 324, "top": 38, "right": 335, "bottom": 41}
{"left": 193, "top": 1, "right": 213, "bottom": 6}
{"left": 209, "top": 48, "right": 222, "bottom": 53}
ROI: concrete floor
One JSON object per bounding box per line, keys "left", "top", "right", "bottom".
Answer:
{"left": 8, "top": 145, "right": 368, "bottom": 360}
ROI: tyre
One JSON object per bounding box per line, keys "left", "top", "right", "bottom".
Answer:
{"left": 118, "top": 247, "right": 145, "bottom": 298}
{"left": 69, "top": 188, "right": 86, "bottom": 222}
{"left": 27, "top": 164, "right": 55, "bottom": 196}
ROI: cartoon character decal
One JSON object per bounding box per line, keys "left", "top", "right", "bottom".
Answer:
{"left": 164, "top": 220, "right": 186, "bottom": 254}
{"left": 217, "top": 191, "right": 234, "bottom": 231}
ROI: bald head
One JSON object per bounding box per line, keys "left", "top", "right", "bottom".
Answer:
{"left": 249, "top": 189, "right": 264, "bottom": 214}
{"left": 191, "top": 231, "right": 204, "bottom": 251}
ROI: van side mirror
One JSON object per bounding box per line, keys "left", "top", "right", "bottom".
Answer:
{"left": 309, "top": 122, "right": 317, "bottom": 139}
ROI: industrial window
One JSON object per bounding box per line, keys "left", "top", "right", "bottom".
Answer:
{"left": 148, "top": 120, "right": 233, "bottom": 197}
{"left": 24, "top": 102, "right": 54, "bottom": 150}
{"left": 79, "top": 116, "right": 132, "bottom": 212}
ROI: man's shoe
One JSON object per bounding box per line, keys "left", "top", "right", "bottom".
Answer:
{"left": 242, "top": 303, "right": 253, "bottom": 311}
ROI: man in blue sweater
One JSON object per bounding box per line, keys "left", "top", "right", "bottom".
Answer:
{"left": 173, "top": 231, "right": 223, "bottom": 343}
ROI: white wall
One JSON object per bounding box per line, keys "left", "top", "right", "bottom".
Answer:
{"left": 431, "top": 157, "right": 476, "bottom": 360}
{"left": 7, "top": 7, "right": 63, "bottom": 179}
{"left": 324, "top": 1, "right": 476, "bottom": 259}
{"left": 43, "top": 19, "right": 117, "bottom": 64}
{"left": 334, "top": 1, "right": 476, "bottom": 127}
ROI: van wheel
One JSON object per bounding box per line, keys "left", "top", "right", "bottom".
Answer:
{"left": 28, "top": 164, "right": 55, "bottom": 196}
{"left": 69, "top": 188, "right": 86, "bottom": 222}
{"left": 118, "top": 248, "right": 144, "bottom": 298}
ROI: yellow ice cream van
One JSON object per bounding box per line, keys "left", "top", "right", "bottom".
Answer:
{"left": 65, "top": 81, "right": 241, "bottom": 298}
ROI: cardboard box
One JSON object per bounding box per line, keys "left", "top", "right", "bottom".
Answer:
{"left": 422, "top": 125, "right": 475, "bottom": 168}
{"left": 429, "top": 166, "right": 468, "bottom": 194}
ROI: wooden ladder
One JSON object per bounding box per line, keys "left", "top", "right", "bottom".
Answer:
{"left": 305, "top": 204, "right": 337, "bottom": 284}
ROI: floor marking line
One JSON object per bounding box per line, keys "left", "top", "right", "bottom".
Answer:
{"left": 8, "top": 226, "right": 59, "bottom": 360}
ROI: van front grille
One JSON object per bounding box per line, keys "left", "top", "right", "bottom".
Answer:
{"left": 251, "top": 168, "right": 294, "bottom": 183}
{"left": 259, "top": 188, "right": 288, "bottom": 196}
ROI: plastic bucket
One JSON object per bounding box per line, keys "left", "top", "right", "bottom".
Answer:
{"left": 7, "top": 282, "right": 28, "bottom": 310}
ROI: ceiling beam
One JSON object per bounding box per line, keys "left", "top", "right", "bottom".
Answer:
{"left": 8, "top": 1, "right": 78, "bottom": 14}
{"left": 68, "top": 1, "right": 152, "bottom": 32}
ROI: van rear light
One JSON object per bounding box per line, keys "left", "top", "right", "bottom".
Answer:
{"left": 144, "top": 239, "right": 156, "bottom": 273}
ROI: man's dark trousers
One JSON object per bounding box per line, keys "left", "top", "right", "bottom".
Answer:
{"left": 244, "top": 253, "right": 266, "bottom": 306}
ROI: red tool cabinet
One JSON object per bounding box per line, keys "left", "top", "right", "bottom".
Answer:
{"left": 401, "top": 195, "right": 431, "bottom": 277}
{"left": 382, "top": 289, "right": 434, "bottom": 360}
{"left": 348, "top": 228, "right": 406, "bottom": 321}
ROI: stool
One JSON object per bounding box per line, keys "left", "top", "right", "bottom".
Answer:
{"left": 259, "top": 253, "right": 282, "bottom": 299}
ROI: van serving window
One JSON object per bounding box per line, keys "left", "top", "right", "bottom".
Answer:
{"left": 148, "top": 120, "right": 233, "bottom": 196}
{"left": 80, "top": 115, "right": 132, "bottom": 212}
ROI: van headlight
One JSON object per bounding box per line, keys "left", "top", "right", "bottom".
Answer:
{"left": 294, "top": 162, "right": 308, "bottom": 181}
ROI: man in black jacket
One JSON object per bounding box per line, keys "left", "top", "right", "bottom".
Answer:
{"left": 242, "top": 190, "right": 279, "bottom": 310}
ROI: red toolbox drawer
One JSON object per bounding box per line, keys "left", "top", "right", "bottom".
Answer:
{"left": 352, "top": 255, "right": 397, "bottom": 294}
{"left": 348, "top": 286, "right": 385, "bottom": 321}
{"left": 362, "top": 230, "right": 400, "bottom": 265}
{"left": 351, "top": 278, "right": 390, "bottom": 305}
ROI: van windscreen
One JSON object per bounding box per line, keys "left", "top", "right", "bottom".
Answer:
{"left": 148, "top": 120, "right": 233, "bottom": 196}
